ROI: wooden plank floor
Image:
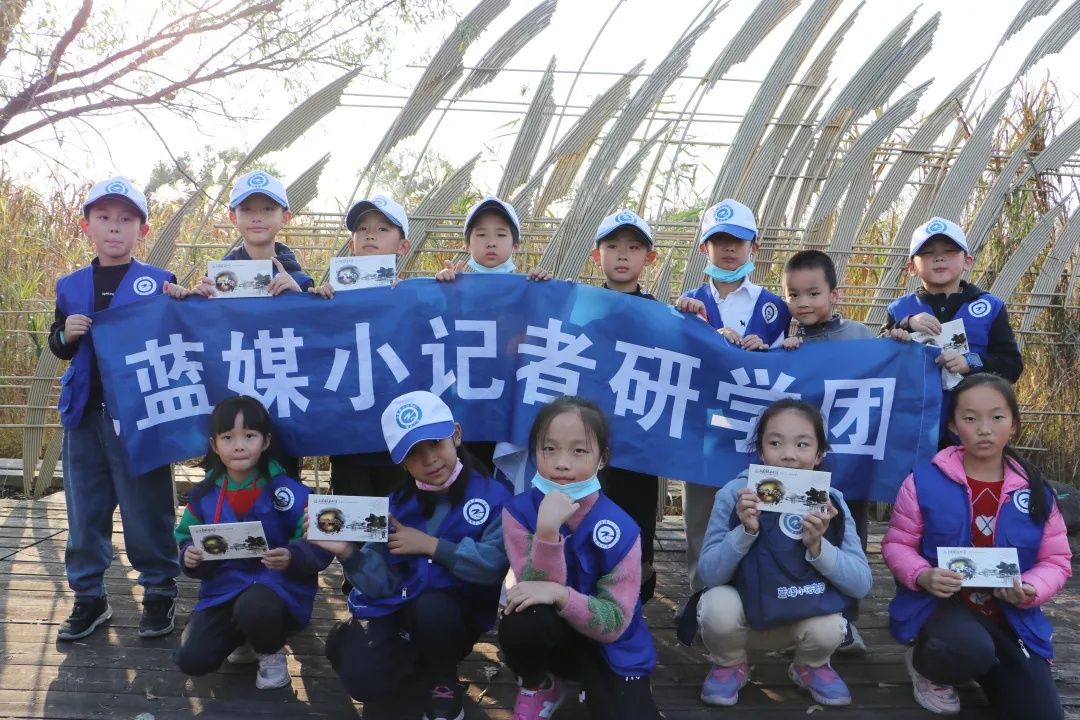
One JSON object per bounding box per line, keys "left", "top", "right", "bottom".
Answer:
{"left": 1, "top": 495, "right": 1078, "bottom": 719}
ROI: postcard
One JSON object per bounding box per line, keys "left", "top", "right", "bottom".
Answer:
{"left": 911, "top": 318, "right": 969, "bottom": 390}
{"left": 307, "top": 495, "right": 390, "bottom": 543}
{"left": 328, "top": 255, "right": 396, "bottom": 291}
{"left": 937, "top": 546, "right": 1021, "bottom": 588}
{"left": 747, "top": 464, "right": 831, "bottom": 515}
{"left": 190, "top": 521, "right": 268, "bottom": 560}
{"left": 207, "top": 259, "right": 273, "bottom": 298}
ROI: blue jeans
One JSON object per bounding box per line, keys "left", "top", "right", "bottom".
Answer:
{"left": 62, "top": 406, "right": 179, "bottom": 601}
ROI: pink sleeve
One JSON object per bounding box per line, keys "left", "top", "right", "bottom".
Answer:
{"left": 881, "top": 474, "right": 932, "bottom": 591}
{"left": 558, "top": 537, "right": 641, "bottom": 643}
{"left": 1018, "top": 501, "right": 1073, "bottom": 608}
{"left": 501, "top": 508, "right": 567, "bottom": 584}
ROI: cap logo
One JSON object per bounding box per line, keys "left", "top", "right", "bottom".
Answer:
{"left": 106, "top": 181, "right": 129, "bottom": 195}
{"left": 395, "top": 402, "right": 422, "bottom": 429}
{"left": 926, "top": 219, "right": 947, "bottom": 234}
{"left": 373, "top": 197, "right": 387, "bottom": 207}
{"left": 615, "top": 211, "right": 635, "bottom": 223}
{"left": 968, "top": 299, "right": 991, "bottom": 318}
{"left": 247, "top": 173, "right": 269, "bottom": 188}
{"left": 714, "top": 204, "right": 734, "bottom": 222}
{"left": 463, "top": 498, "right": 491, "bottom": 526}
{"left": 1012, "top": 489, "right": 1031, "bottom": 514}
{"left": 132, "top": 277, "right": 158, "bottom": 296}
{"left": 592, "top": 519, "right": 621, "bottom": 550}
{"left": 780, "top": 513, "right": 804, "bottom": 540}
{"left": 273, "top": 486, "right": 295, "bottom": 511}
{"left": 762, "top": 301, "right": 779, "bottom": 324}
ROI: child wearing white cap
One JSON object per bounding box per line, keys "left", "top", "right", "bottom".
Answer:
{"left": 313, "top": 390, "right": 510, "bottom": 720}
{"left": 434, "top": 194, "right": 552, "bottom": 281}
{"left": 311, "top": 194, "right": 412, "bottom": 298}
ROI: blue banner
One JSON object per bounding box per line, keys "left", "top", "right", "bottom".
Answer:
{"left": 91, "top": 275, "right": 941, "bottom": 500}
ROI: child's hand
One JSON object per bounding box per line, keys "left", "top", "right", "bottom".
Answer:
{"left": 993, "top": 576, "right": 1037, "bottom": 606}
{"left": 193, "top": 277, "right": 217, "bottom": 297}
{"left": 504, "top": 580, "right": 570, "bottom": 613}
{"left": 302, "top": 512, "right": 354, "bottom": 558}
{"left": 163, "top": 281, "right": 191, "bottom": 299}
{"left": 782, "top": 336, "right": 803, "bottom": 350}
{"left": 739, "top": 334, "right": 768, "bottom": 351}
{"left": 887, "top": 328, "right": 912, "bottom": 342}
{"left": 388, "top": 515, "right": 438, "bottom": 556}
{"left": 801, "top": 502, "right": 838, "bottom": 558}
{"left": 936, "top": 349, "right": 971, "bottom": 375}
{"left": 717, "top": 326, "right": 741, "bottom": 345}
{"left": 309, "top": 283, "right": 334, "bottom": 299}
{"left": 435, "top": 260, "right": 465, "bottom": 282}
{"left": 262, "top": 547, "right": 292, "bottom": 570}
{"left": 267, "top": 258, "right": 302, "bottom": 295}
{"left": 183, "top": 545, "right": 204, "bottom": 569}
{"left": 527, "top": 267, "right": 552, "bottom": 281}
{"left": 63, "top": 314, "right": 92, "bottom": 342}
{"left": 735, "top": 487, "right": 760, "bottom": 535}
{"left": 536, "top": 490, "right": 580, "bottom": 540}
{"left": 908, "top": 312, "right": 942, "bottom": 336}
{"left": 917, "top": 567, "right": 964, "bottom": 598}
{"left": 675, "top": 297, "right": 707, "bottom": 319}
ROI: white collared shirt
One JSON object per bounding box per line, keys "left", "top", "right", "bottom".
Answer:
{"left": 707, "top": 278, "right": 784, "bottom": 348}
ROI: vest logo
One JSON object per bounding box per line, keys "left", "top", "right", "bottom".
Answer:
{"left": 713, "top": 204, "right": 734, "bottom": 222}
{"left": 395, "top": 402, "right": 422, "bottom": 429}
{"left": 592, "top": 519, "right": 621, "bottom": 549}
{"left": 761, "top": 301, "right": 778, "bottom": 324}
{"left": 132, "top": 277, "right": 158, "bottom": 296}
{"left": 463, "top": 498, "right": 490, "bottom": 526}
{"left": 968, "top": 299, "right": 992, "bottom": 318}
{"left": 273, "top": 486, "right": 295, "bottom": 511}
{"left": 926, "top": 219, "right": 947, "bottom": 234}
{"left": 247, "top": 172, "right": 269, "bottom": 188}
{"left": 106, "top": 181, "right": 129, "bottom": 195}
{"left": 779, "top": 513, "right": 804, "bottom": 540}
{"left": 615, "top": 211, "right": 635, "bottom": 223}
{"left": 778, "top": 581, "right": 825, "bottom": 599}
{"left": 1012, "top": 489, "right": 1031, "bottom": 514}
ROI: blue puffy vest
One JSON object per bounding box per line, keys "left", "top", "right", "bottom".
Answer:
{"left": 887, "top": 291, "right": 1003, "bottom": 357}
{"left": 731, "top": 492, "right": 852, "bottom": 630}
{"left": 685, "top": 282, "right": 790, "bottom": 345}
{"left": 888, "top": 462, "right": 1055, "bottom": 659}
{"left": 189, "top": 474, "right": 319, "bottom": 626}
{"left": 347, "top": 470, "right": 511, "bottom": 630}
{"left": 504, "top": 488, "right": 657, "bottom": 677}
{"left": 55, "top": 260, "right": 174, "bottom": 428}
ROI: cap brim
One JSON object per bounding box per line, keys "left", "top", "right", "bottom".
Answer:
{"left": 701, "top": 223, "right": 756, "bottom": 244}
{"left": 910, "top": 234, "right": 968, "bottom": 257}
{"left": 230, "top": 189, "right": 288, "bottom": 210}
{"left": 389, "top": 420, "right": 456, "bottom": 464}
{"left": 84, "top": 194, "right": 147, "bottom": 222}
{"left": 346, "top": 201, "right": 404, "bottom": 232}
{"left": 595, "top": 223, "right": 654, "bottom": 248}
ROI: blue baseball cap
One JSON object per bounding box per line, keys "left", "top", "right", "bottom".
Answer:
{"left": 699, "top": 198, "right": 757, "bottom": 246}
{"left": 465, "top": 195, "right": 521, "bottom": 244}
{"left": 83, "top": 177, "right": 148, "bottom": 223}
{"left": 910, "top": 217, "right": 969, "bottom": 257}
{"left": 346, "top": 194, "right": 409, "bottom": 237}
{"left": 381, "top": 390, "right": 457, "bottom": 465}
{"left": 594, "top": 210, "right": 655, "bottom": 249}
{"left": 229, "top": 171, "right": 289, "bottom": 209}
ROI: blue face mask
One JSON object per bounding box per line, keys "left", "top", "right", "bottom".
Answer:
{"left": 531, "top": 472, "right": 601, "bottom": 501}
{"left": 704, "top": 259, "right": 754, "bottom": 283}
{"left": 467, "top": 256, "right": 516, "bottom": 274}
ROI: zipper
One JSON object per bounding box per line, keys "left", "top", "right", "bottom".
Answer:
{"left": 1018, "top": 638, "right": 1030, "bottom": 659}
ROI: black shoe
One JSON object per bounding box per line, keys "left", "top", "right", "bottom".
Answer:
{"left": 58, "top": 597, "right": 112, "bottom": 641}
{"left": 422, "top": 683, "right": 464, "bottom": 720}
{"left": 139, "top": 596, "right": 176, "bottom": 638}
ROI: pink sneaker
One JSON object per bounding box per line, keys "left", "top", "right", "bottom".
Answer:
{"left": 512, "top": 675, "right": 568, "bottom": 720}
{"left": 905, "top": 647, "right": 960, "bottom": 714}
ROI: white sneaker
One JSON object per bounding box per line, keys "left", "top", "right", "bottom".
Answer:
{"left": 227, "top": 643, "right": 257, "bottom": 664}
{"left": 255, "top": 649, "right": 291, "bottom": 690}
{"left": 905, "top": 647, "right": 960, "bottom": 714}
{"left": 837, "top": 622, "right": 868, "bottom": 654}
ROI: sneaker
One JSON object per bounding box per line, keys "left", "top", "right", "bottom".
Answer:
{"left": 512, "top": 674, "right": 567, "bottom": 720}
{"left": 789, "top": 662, "right": 852, "bottom": 706}
{"left": 837, "top": 621, "right": 868, "bottom": 654}
{"left": 138, "top": 596, "right": 175, "bottom": 638}
{"left": 700, "top": 662, "right": 749, "bottom": 706}
{"left": 57, "top": 597, "right": 112, "bottom": 641}
{"left": 905, "top": 647, "right": 960, "bottom": 714}
{"left": 227, "top": 642, "right": 258, "bottom": 664}
{"left": 255, "top": 649, "right": 291, "bottom": 690}
{"left": 423, "top": 684, "right": 464, "bottom": 720}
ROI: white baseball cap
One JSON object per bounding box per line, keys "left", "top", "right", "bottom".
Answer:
{"left": 910, "top": 217, "right": 970, "bottom": 257}
{"left": 381, "top": 391, "right": 457, "bottom": 464}
{"left": 229, "top": 171, "right": 289, "bottom": 209}
{"left": 83, "top": 177, "right": 148, "bottom": 223}
{"left": 346, "top": 194, "right": 409, "bottom": 237}
{"left": 465, "top": 195, "right": 521, "bottom": 244}
{"left": 699, "top": 198, "right": 757, "bottom": 246}
{"left": 594, "top": 210, "right": 655, "bottom": 249}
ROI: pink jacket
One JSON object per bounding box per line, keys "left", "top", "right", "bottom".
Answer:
{"left": 882, "top": 445, "right": 1071, "bottom": 608}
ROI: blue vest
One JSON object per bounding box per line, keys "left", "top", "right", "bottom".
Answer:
{"left": 504, "top": 488, "right": 657, "bottom": 677}
{"left": 731, "top": 492, "right": 852, "bottom": 630}
{"left": 888, "top": 463, "right": 1055, "bottom": 658}
{"left": 685, "top": 282, "right": 790, "bottom": 345}
{"left": 190, "top": 474, "right": 319, "bottom": 627}
{"left": 887, "top": 291, "right": 1003, "bottom": 357}
{"left": 55, "top": 260, "right": 174, "bottom": 428}
{"left": 347, "top": 470, "right": 511, "bottom": 630}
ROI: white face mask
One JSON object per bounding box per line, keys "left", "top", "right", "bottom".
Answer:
{"left": 467, "top": 256, "right": 516, "bottom": 274}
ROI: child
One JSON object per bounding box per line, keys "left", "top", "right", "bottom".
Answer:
{"left": 500, "top": 396, "right": 661, "bottom": 720}
{"left": 882, "top": 374, "right": 1070, "bottom": 718}
{"left": 434, "top": 194, "right": 551, "bottom": 281}
{"left": 49, "top": 176, "right": 180, "bottom": 641}
{"left": 679, "top": 198, "right": 790, "bottom": 595}
{"left": 695, "top": 398, "right": 872, "bottom": 707}
{"left": 316, "top": 391, "right": 510, "bottom": 720}
{"left": 173, "top": 396, "right": 331, "bottom": 690}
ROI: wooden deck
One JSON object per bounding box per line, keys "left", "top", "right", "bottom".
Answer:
{"left": 1, "top": 494, "right": 1078, "bottom": 719}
